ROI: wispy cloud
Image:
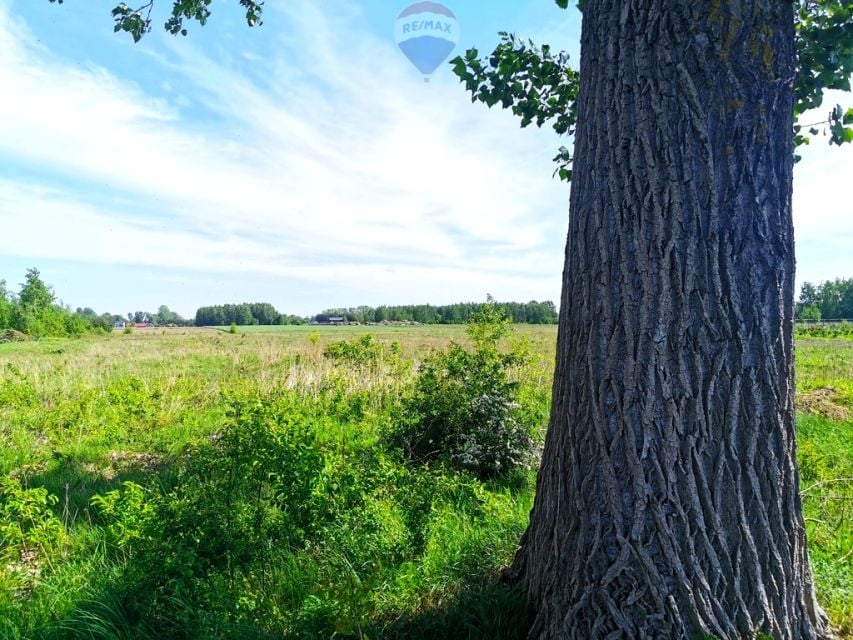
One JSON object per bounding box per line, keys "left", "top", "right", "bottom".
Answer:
{"left": 0, "top": 0, "right": 568, "bottom": 312}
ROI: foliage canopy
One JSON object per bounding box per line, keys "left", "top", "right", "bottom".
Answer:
{"left": 47, "top": 0, "right": 264, "bottom": 42}
{"left": 451, "top": 0, "right": 852, "bottom": 178}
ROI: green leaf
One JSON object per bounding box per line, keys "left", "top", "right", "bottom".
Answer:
{"left": 450, "top": 33, "right": 579, "bottom": 183}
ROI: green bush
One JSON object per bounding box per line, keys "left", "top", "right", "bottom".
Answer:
{"left": 90, "top": 481, "right": 154, "bottom": 550}
{"left": 324, "top": 334, "right": 383, "bottom": 367}
{"left": 0, "top": 477, "right": 65, "bottom": 559}
{"left": 89, "top": 315, "right": 115, "bottom": 332}
{"left": 393, "top": 305, "right": 536, "bottom": 479}
{"left": 105, "top": 399, "right": 324, "bottom": 632}
{"left": 0, "top": 477, "right": 66, "bottom": 601}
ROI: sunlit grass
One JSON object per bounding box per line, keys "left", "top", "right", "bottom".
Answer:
{"left": 0, "top": 327, "right": 849, "bottom": 638}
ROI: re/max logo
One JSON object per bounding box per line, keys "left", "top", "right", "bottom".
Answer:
{"left": 402, "top": 20, "right": 453, "bottom": 35}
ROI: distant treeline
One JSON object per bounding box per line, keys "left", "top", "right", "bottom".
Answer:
{"left": 316, "top": 301, "right": 558, "bottom": 325}
{"left": 3, "top": 267, "right": 559, "bottom": 337}
{"left": 126, "top": 307, "right": 192, "bottom": 326}
{"left": 796, "top": 278, "right": 853, "bottom": 320}
{"left": 194, "top": 301, "right": 558, "bottom": 326}
{"left": 194, "top": 303, "right": 309, "bottom": 327}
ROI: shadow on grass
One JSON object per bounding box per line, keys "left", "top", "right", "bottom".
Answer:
{"left": 21, "top": 452, "right": 177, "bottom": 525}
{"left": 16, "top": 458, "right": 531, "bottom": 640}
{"left": 381, "top": 581, "right": 530, "bottom": 640}
{"left": 23, "top": 555, "right": 530, "bottom": 640}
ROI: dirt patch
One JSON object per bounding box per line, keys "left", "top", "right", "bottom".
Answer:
{"left": 108, "top": 451, "right": 163, "bottom": 472}
{"left": 5, "top": 548, "right": 42, "bottom": 597}
{"left": 110, "top": 451, "right": 163, "bottom": 471}
{"left": 91, "top": 452, "right": 163, "bottom": 481}
{"left": 9, "top": 461, "right": 49, "bottom": 480}
{"left": 0, "top": 329, "right": 29, "bottom": 344}
{"left": 797, "top": 387, "right": 852, "bottom": 421}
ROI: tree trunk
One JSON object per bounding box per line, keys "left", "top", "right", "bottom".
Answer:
{"left": 511, "top": 1, "right": 833, "bottom": 638}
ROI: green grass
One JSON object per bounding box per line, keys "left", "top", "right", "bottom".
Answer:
{"left": 796, "top": 322, "right": 853, "bottom": 341}
{"left": 797, "top": 339, "right": 853, "bottom": 416}
{"left": 0, "top": 326, "right": 544, "bottom": 639}
{"left": 0, "top": 327, "right": 850, "bottom": 638}
{"left": 213, "top": 324, "right": 418, "bottom": 333}
{"left": 798, "top": 412, "right": 853, "bottom": 631}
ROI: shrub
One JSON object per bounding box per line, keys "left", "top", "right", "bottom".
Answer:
{"left": 324, "top": 334, "right": 383, "bottom": 367}
{"left": 795, "top": 322, "right": 853, "bottom": 340}
{"left": 89, "top": 315, "right": 115, "bottom": 332}
{"left": 90, "top": 481, "right": 154, "bottom": 550}
{"left": 0, "top": 477, "right": 65, "bottom": 559}
{"left": 229, "top": 322, "right": 238, "bottom": 334}
{"left": 114, "top": 398, "right": 324, "bottom": 629}
{"left": 0, "top": 477, "right": 65, "bottom": 598}
{"left": 799, "top": 304, "right": 822, "bottom": 321}
{"left": 393, "top": 305, "right": 536, "bottom": 479}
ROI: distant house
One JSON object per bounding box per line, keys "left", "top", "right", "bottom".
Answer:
{"left": 312, "top": 316, "right": 346, "bottom": 326}
{"left": 134, "top": 322, "right": 153, "bottom": 329}
{"left": 113, "top": 321, "right": 125, "bottom": 329}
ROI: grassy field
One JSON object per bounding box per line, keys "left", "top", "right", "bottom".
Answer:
{"left": 0, "top": 325, "right": 850, "bottom": 638}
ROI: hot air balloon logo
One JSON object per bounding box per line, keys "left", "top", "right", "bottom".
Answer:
{"left": 394, "top": 2, "right": 459, "bottom": 81}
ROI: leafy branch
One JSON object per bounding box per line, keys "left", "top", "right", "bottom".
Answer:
{"left": 451, "top": 33, "right": 580, "bottom": 182}
{"left": 792, "top": 0, "right": 853, "bottom": 156}
{"left": 451, "top": 0, "right": 852, "bottom": 181}
{"left": 47, "top": 0, "right": 264, "bottom": 43}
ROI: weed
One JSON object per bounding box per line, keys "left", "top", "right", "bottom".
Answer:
{"left": 324, "top": 334, "right": 383, "bottom": 367}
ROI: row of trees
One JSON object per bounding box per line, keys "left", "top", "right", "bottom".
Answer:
{"left": 0, "top": 269, "right": 198, "bottom": 337}
{"left": 317, "top": 301, "right": 558, "bottom": 325}
{"left": 194, "top": 303, "right": 308, "bottom": 327}
{"left": 2, "top": 275, "right": 557, "bottom": 333}
{"left": 195, "top": 301, "right": 558, "bottom": 326}
{"left": 0, "top": 269, "right": 115, "bottom": 337}
{"left": 797, "top": 278, "right": 853, "bottom": 320}
{"left": 125, "top": 306, "right": 192, "bottom": 326}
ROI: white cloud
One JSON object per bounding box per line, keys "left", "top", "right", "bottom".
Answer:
{"left": 792, "top": 90, "right": 853, "bottom": 290}
{"left": 0, "top": 0, "right": 568, "bottom": 309}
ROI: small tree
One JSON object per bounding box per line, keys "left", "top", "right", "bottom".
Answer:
{"left": 395, "top": 303, "right": 536, "bottom": 479}
{"left": 800, "top": 305, "right": 823, "bottom": 321}
{"left": 0, "top": 280, "right": 11, "bottom": 330}
{"left": 18, "top": 269, "right": 54, "bottom": 311}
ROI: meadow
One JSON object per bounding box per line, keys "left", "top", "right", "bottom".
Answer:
{"left": 0, "top": 323, "right": 850, "bottom": 639}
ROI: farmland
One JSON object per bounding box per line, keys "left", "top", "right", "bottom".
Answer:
{"left": 0, "top": 324, "right": 851, "bottom": 639}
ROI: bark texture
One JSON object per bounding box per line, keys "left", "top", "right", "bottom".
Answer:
{"left": 511, "top": 1, "right": 833, "bottom": 638}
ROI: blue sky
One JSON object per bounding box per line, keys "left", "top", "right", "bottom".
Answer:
{"left": 0, "top": 1, "right": 850, "bottom": 318}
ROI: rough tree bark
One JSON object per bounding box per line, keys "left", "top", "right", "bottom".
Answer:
{"left": 510, "top": 1, "right": 833, "bottom": 638}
